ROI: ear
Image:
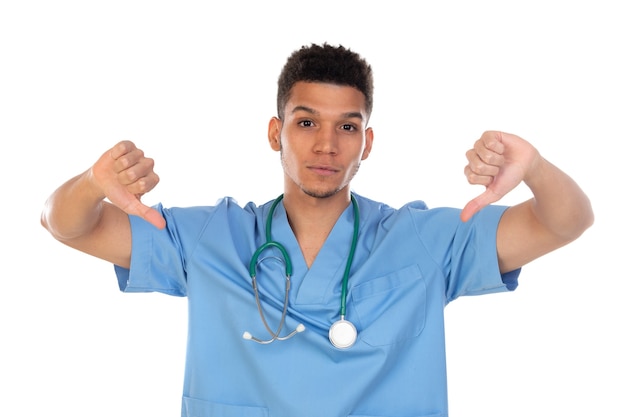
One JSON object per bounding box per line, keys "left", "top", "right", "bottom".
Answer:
{"left": 361, "top": 127, "right": 374, "bottom": 161}
{"left": 268, "top": 117, "right": 282, "bottom": 151}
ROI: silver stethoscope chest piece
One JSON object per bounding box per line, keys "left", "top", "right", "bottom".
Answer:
{"left": 329, "top": 318, "right": 357, "bottom": 349}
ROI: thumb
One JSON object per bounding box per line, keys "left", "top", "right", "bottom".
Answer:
{"left": 141, "top": 206, "right": 167, "bottom": 230}
{"left": 460, "top": 188, "right": 502, "bottom": 222}
{"left": 121, "top": 196, "right": 167, "bottom": 230}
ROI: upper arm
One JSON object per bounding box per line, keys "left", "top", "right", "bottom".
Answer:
{"left": 496, "top": 199, "right": 570, "bottom": 273}
{"left": 59, "top": 201, "right": 133, "bottom": 269}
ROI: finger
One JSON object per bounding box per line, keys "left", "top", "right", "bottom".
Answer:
{"left": 478, "top": 131, "right": 505, "bottom": 154}
{"left": 107, "top": 144, "right": 159, "bottom": 194}
{"left": 113, "top": 148, "right": 152, "bottom": 178}
{"left": 466, "top": 143, "right": 504, "bottom": 173}
{"left": 460, "top": 188, "right": 503, "bottom": 222}
{"left": 464, "top": 162, "right": 498, "bottom": 187}
{"left": 109, "top": 140, "right": 137, "bottom": 161}
{"left": 121, "top": 195, "right": 167, "bottom": 230}
{"left": 117, "top": 160, "right": 160, "bottom": 193}
{"left": 474, "top": 144, "right": 505, "bottom": 169}
{"left": 460, "top": 199, "right": 481, "bottom": 223}
{"left": 141, "top": 206, "right": 167, "bottom": 230}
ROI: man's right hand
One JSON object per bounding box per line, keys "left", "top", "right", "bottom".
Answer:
{"left": 91, "top": 140, "right": 166, "bottom": 229}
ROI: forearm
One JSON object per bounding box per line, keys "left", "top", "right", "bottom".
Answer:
{"left": 41, "top": 168, "right": 107, "bottom": 242}
{"left": 525, "top": 157, "right": 594, "bottom": 242}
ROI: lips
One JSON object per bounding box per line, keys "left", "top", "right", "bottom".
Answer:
{"left": 309, "top": 165, "right": 339, "bottom": 176}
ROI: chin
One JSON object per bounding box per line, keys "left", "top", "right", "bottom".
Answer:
{"left": 302, "top": 186, "right": 345, "bottom": 199}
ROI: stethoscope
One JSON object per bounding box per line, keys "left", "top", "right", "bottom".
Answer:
{"left": 243, "top": 194, "right": 360, "bottom": 349}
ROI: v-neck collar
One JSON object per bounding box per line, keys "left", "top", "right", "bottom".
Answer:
{"left": 271, "top": 200, "right": 357, "bottom": 306}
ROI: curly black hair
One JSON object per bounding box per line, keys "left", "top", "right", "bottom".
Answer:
{"left": 276, "top": 43, "right": 374, "bottom": 120}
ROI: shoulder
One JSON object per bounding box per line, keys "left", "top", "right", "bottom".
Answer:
{"left": 131, "top": 197, "right": 274, "bottom": 241}
{"left": 353, "top": 192, "right": 509, "bottom": 239}
{"left": 157, "top": 196, "right": 271, "bottom": 219}
{"left": 352, "top": 193, "right": 427, "bottom": 217}
{"left": 352, "top": 192, "right": 430, "bottom": 226}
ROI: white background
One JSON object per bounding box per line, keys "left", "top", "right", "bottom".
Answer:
{"left": 1, "top": 1, "right": 624, "bottom": 415}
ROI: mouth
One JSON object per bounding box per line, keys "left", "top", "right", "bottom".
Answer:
{"left": 308, "top": 165, "right": 339, "bottom": 177}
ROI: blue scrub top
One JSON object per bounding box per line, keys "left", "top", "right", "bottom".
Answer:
{"left": 115, "top": 194, "right": 519, "bottom": 417}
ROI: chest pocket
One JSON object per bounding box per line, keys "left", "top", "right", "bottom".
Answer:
{"left": 351, "top": 264, "right": 427, "bottom": 347}
{"left": 183, "top": 396, "right": 268, "bottom": 417}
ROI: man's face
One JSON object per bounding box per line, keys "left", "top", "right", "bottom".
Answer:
{"left": 268, "top": 82, "right": 373, "bottom": 199}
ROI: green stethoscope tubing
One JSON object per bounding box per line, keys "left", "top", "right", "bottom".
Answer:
{"left": 341, "top": 194, "right": 359, "bottom": 318}
{"left": 247, "top": 193, "right": 360, "bottom": 340}
{"left": 248, "top": 195, "right": 293, "bottom": 278}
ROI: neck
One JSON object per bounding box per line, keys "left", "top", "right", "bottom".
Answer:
{"left": 283, "top": 189, "right": 352, "bottom": 228}
{"left": 281, "top": 190, "right": 353, "bottom": 267}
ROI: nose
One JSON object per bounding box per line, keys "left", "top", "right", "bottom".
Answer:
{"left": 313, "top": 126, "right": 338, "bottom": 154}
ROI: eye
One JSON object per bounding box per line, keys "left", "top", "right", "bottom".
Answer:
{"left": 298, "top": 120, "right": 314, "bottom": 127}
{"left": 341, "top": 124, "right": 357, "bottom": 132}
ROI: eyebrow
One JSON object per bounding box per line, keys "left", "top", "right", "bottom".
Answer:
{"left": 291, "top": 105, "right": 364, "bottom": 121}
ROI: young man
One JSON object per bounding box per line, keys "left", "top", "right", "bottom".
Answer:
{"left": 41, "top": 43, "right": 593, "bottom": 416}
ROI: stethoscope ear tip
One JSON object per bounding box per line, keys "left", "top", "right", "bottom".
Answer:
{"left": 242, "top": 332, "right": 252, "bottom": 340}
{"left": 296, "top": 324, "right": 306, "bottom": 333}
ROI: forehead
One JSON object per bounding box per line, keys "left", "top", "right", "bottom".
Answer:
{"left": 285, "top": 82, "right": 367, "bottom": 119}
